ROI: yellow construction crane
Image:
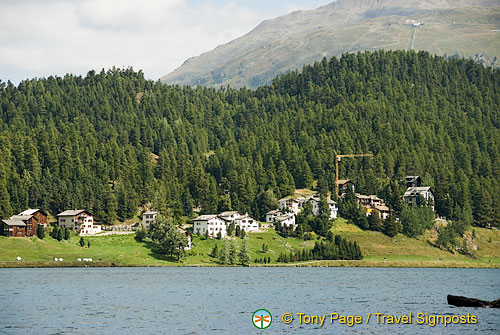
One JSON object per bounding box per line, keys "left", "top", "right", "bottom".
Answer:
{"left": 335, "top": 151, "right": 373, "bottom": 196}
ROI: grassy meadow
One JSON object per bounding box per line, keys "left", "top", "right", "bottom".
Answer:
{"left": 1, "top": 218, "right": 499, "bottom": 268}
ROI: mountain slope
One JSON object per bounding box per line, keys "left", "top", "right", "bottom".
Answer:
{"left": 1, "top": 51, "right": 500, "bottom": 228}
{"left": 161, "top": 0, "right": 500, "bottom": 89}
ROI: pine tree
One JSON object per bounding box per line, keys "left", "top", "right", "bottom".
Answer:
{"left": 368, "top": 212, "right": 383, "bottom": 232}
{"left": 383, "top": 216, "right": 399, "bottom": 238}
{"left": 210, "top": 244, "right": 219, "bottom": 258}
{"left": 239, "top": 237, "right": 250, "bottom": 266}
{"left": 229, "top": 239, "right": 237, "bottom": 265}
{"left": 63, "top": 227, "right": 70, "bottom": 240}
{"left": 37, "top": 225, "right": 45, "bottom": 239}
{"left": 219, "top": 239, "right": 230, "bottom": 265}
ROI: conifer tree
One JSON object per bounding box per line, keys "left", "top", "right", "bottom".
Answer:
{"left": 239, "top": 237, "right": 250, "bottom": 266}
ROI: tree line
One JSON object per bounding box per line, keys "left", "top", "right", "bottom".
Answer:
{"left": 0, "top": 50, "right": 498, "bottom": 229}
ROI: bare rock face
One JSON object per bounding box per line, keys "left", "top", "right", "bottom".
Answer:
{"left": 447, "top": 295, "right": 500, "bottom": 308}
{"left": 161, "top": 0, "right": 500, "bottom": 89}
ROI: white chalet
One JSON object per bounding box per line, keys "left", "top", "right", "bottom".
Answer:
{"left": 278, "top": 197, "right": 301, "bottom": 214}
{"left": 265, "top": 209, "right": 282, "bottom": 223}
{"left": 275, "top": 212, "right": 296, "bottom": 230}
{"left": 403, "top": 186, "right": 435, "bottom": 210}
{"left": 142, "top": 211, "right": 157, "bottom": 228}
{"left": 218, "top": 211, "right": 240, "bottom": 223}
{"left": 308, "top": 195, "right": 338, "bottom": 220}
{"left": 234, "top": 213, "right": 259, "bottom": 232}
{"left": 57, "top": 210, "right": 101, "bottom": 235}
{"left": 193, "top": 215, "right": 226, "bottom": 238}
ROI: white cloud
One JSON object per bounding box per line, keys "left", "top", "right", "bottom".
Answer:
{"left": 0, "top": 0, "right": 267, "bottom": 83}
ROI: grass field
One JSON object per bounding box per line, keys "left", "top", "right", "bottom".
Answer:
{"left": 1, "top": 218, "right": 499, "bottom": 268}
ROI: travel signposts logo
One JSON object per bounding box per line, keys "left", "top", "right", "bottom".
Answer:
{"left": 252, "top": 309, "right": 272, "bottom": 329}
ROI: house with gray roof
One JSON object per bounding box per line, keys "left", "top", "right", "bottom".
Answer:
{"left": 403, "top": 186, "right": 435, "bottom": 210}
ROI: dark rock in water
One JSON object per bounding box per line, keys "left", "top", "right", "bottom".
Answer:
{"left": 447, "top": 295, "right": 500, "bottom": 308}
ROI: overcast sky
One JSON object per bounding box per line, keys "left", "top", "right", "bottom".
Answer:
{"left": 0, "top": 0, "right": 330, "bottom": 84}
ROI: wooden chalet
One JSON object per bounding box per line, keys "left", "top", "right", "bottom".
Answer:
{"left": 0, "top": 218, "right": 26, "bottom": 237}
{"left": 0, "top": 208, "right": 48, "bottom": 237}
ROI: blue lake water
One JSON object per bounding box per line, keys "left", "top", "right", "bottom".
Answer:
{"left": 0, "top": 267, "right": 499, "bottom": 334}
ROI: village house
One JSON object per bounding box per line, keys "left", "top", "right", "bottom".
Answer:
{"left": 142, "top": 211, "right": 157, "bottom": 228}
{"left": 0, "top": 209, "right": 48, "bottom": 238}
{"left": 264, "top": 209, "right": 297, "bottom": 230}
{"left": 403, "top": 186, "right": 435, "bottom": 210}
{"left": 374, "top": 204, "right": 390, "bottom": 220}
{"left": 178, "top": 226, "right": 192, "bottom": 250}
{"left": 57, "top": 210, "right": 101, "bottom": 235}
{"left": 356, "top": 194, "right": 383, "bottom": 209}
{"left": 278, "top": 197, "right": 301, "bottom": 214}
{"left": 218, "top": 211, "right": 240, "bottom": 223}
{"left": 355, "top": 194, "right": 391, "bottom": 218}
{"left": 18, "top": 209, "right": 48, "bottom": 228}
{"left": 404, "top": 175, "right": 422, "bottom": 187}
{"left": 0, "top": 218, "right": 26, "bottom": 237}
{"left": 192, "top": 214, "right": 227, "bottom": 238}
{"left": 265, "top": 209, "right": 282, "bottom": 223}
{"left": 308, "top": 194, "right": 338, "bottom": 220}
{"left": 336, "top": 179, "right": 355, "bottom": 195}
{"left": 233, "top": 213, "right": 259, "bottom": 232}
{"left": 275, "top": 212, "right": 297, "bottom": 230}
{"left": 10, "top": 215, "right": 38, "bottom": 237}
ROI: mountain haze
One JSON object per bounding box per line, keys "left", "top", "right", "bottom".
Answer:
{"left": 161, "top": 0, "right": 500, "bottom": 89}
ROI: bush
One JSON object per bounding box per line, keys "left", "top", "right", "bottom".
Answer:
{"left": 135, "top": 226, "right": 147, "bottom": 241}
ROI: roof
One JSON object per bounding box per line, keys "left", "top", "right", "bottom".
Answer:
{"left": 266, "top": 209, "right": 282, "bottom": 215}
{"left": 403, "top": 187, "right": 432, "bottom": 197}
{"left": 18, "top": 209, "right": 47, "bottom": 216}
{"left": 278, "top": 197, "right": 299, "bottom": 203}
{"left": 308, "top": 195, "right": 337, "bottom": 204}
{"left": 218, "top": 211, "right": 240, "bottom": 217}
{"left": 405, "top": 175, "right": 420, "bottom": 180}
{"left": 375, "top": 204, "right": 390, "bottom": 211}
{"left": 336, "top": 179, "right": 354, "bottom": 185}
{"left": 57, "top": 210, "right": 91, "bottom": 217}
{"left": 143, "top": 211, "right": 157, "bottom": 215}
{"left": 178, "top": 226, "right": 192, "bottom": 237}
{"left": 193, "top": 214, "right": 218, "bottom": 221}
{"left": 275, "top": 213, "right": 295, "bottom": 221}
{"left": 235, "top": 213, "right": 256, "bottom": 221}
{"left": 1, "top": 219, "right": 26, "bottom": 226}
{"left": 9, "top": 215, "right": 31, "bottom": 221}
{"left": 356, "top": 194, "right": 382, "bottom": 201}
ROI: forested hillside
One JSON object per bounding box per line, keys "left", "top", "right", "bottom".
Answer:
{"left": 0, "top": 51, "right": 499, "bottom": 227}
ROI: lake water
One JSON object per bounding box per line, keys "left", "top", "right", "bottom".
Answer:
{"left": 0, "top": 267, "right": 499, "bottom": 334}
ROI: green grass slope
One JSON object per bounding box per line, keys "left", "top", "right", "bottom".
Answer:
{"left": 1, "top": 219, "right": 498, "bottom": 267}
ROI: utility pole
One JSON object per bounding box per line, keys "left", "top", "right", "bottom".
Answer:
{"left": 335, "top": 151, "right": 373, "bottom": 196}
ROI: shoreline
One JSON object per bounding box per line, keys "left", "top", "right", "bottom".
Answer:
{"left": 2, "top": 260, "right": 499, "bottom": 269}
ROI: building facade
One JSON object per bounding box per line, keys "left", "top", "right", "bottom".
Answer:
{"left": 57, "top": 210, "right": 101, "bottom": 235}
{"left": 192, "top": 215, "right": 227, "bottom": 238}
{"left": 142, "top": 211, "right": 157, "bottom": 228}
{"left": 403, "top": 187, "right": 435, "bottom": 210}
{"left": 234, "top": 213, "right": 259, "bottom": 232}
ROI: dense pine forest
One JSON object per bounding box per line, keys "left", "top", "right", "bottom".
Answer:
{"left": 0, "top": 50, "right": 499, "bottom": 228}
